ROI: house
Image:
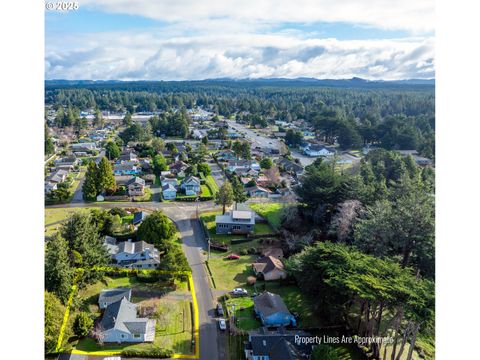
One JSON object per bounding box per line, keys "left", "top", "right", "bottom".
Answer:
{"left": 303, "top": 144, "right": 335, "bottom": 157}
{"left": 126, "top": 177, "right": 145, "bottom": 196}
{"left": 277, "top": 158, "right": 304, "bottom": 176}
{"left": 54, "top": 156, "right": 78, "bottom": 167}
{"left": 132, "top": 211, "right": 147, "bottom": 225}
{"left": 118, "top": 152, "right": 138, "bottom": 162}
{"left": 71, "top": 142, "right": 97, "bottom": 152}
{"left": 98, "top": 288, "right": 132, "bottom": 309}
{"left": 48, "top": 169, "right": 69, "bottom": 183}
{"left": 261, "top": 248, "right": 284, "bottom": 260}
{"left": 181, "top": 176, "right": 201, "bottom": 196}
{"left": 216, "top": 149, "right": 237, "bottom": 161}
{"left": 245, "top": 185, "right": 272, "bottom": 198}
{"left": 227, "top": 160, "right": 261, "bottom": 173}
{"left": 255, "top": 175, "right": 270, "bottom": 187}
{"left": 162, "top": 183, "right": 178, "bottom": 200}
{"left": 216, "top": 210, "right": 255, "bottom": 234}
{"left": 114, "top": 162, "right": 141, "bottom": 176}
{"left": 253, "top": 292, "right": 296, "bottom": 327}
{"left": 109, "top": 239, "right": 160, "bottom": 269}
{"left": 99, "top": 297, "right": 156, "bottom": 343}
{"left": 160, "top": 176, "right": 178, "bottom": 188}
{"left": 252, "top": 256, "right": 286, "bottom": 281}
{"left": 244, "top": 328, "right": 313, "bottom": 360}
{"left": 169, "top": 161, "right": 188, "bottom": 176}
{"left": 44, "top": 181, "right": 57, "bottom": 195}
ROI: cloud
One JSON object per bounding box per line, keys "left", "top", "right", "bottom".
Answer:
{"left": 45, "top": 32, "right": 434, "bottom": 80}
{"left": 79, "top": 0, "right": 434, "bottom": 33}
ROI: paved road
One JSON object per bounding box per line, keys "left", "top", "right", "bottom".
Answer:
{"left": 227, "top": 119, "right": 282, "bottom": 150}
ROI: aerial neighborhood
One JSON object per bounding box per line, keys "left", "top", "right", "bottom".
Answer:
{"left": 44, "top": 80, "right": 435, "bottom": 360}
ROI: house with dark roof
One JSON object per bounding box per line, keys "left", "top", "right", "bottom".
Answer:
{"left": 162, "top": 183, "right": 178, "bottom": 200}
{"left": 98, "top": 288, "right": 132, "bottom": 309}
{"left": 252, "top": 256, "right": 286, "bottom": 281}
{"left": 253, "top": 292, "right": 296, "bottom": 327}
{"left": 108, "top": 239, "right": 160, "bottom": 269}
{"left": 99, "top": 297, "right": 156, "bottom": 343}
{"left": 277, "top": 158, "right": 304, "bottom": 175}
{"left": 132, "top": 211, "right": 147, "bottom": 225}
{"left": 118, "top": 152, "right": 138, "bottom": 162}
{"left": 244, "top": 328, "right": 313, "bottom": 360}
{"left": 169, "top": 161, "right": 188, "bottom": 176}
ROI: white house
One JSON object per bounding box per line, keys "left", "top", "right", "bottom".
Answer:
{"left": 99, "top": 297, "right": 156, "bottom": 343}
{"left": 162, "top": 183, "right": 178, "bottom": 200}
{"left": 109, "top": 240, "right": 160, "bottom": 269}
{"left": 303, "top": 144, "right": 335, "bottom": 157}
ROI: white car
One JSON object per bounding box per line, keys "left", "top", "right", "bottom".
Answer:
{"left": 231, "top": 288, "right": 248, "bottom": 296}
{"left": 218, "top": 318, "right": 227, "bottom": 330}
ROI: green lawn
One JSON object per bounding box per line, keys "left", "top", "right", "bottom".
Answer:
{"left": 205, "top": 175, "right": 219, "bottom": 195}
{"left": 74, "top": 299, "right": 193, "bottom": 355}
{"left": 224, "top": 297, "right": 261, "bottom": 331}
{"left": 249, "top": 203, "right": 283, "bottom": 230}
{"left": 45, "top": 207, "right": 92, "bottom": 237}
{"left": 200, "top": 184, "right": 212, "bottom": 197}
{"left": 207, "top": 255, "right": 257, "bottom": 291}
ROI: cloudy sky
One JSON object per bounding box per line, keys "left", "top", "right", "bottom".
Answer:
{"left": 45, "top": 0, "right": 434, "bottom": 81}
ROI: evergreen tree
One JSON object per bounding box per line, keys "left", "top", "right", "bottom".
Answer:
{"left": 83, "top": 161, "right": 98, "bottom": 200}
{"left": 137, "top": 211, "right": 177, "bottom": 251}
{"left": 105, "top": 141, "right": 121, "bottom": 160}
{"left": 123, "top": 111, "right": 132, "bottom": 126}
{"left": 45, "top": 291, "right": 68, "bottom": 353}
{"left": 215, "top": 181, "right": 234, "bottom": 214}
{"left": 96, "top": 157, "right": 116, "bottom": 193}
{"left": 45, "top": 233, "right": 74, "bottom": 302}
{"left": 73, "top": 312, "right": 94, "bottom": 337}
{"left": 231, "top": 176, "right": 247, "bottom": 209}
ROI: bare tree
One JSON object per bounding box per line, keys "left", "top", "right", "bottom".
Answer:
{"left": 329, "top": 200, "right": 363, "bottom": 243}
{"left": 264, "top": 166, "right": 280, "bottom": 187}
{"left": 91, "top": 323, "right": 105, "bottom": 345}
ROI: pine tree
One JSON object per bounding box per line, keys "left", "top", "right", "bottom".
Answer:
{"left": 215, "top": 181, "right": 234, "bottom": 214}
{"left": 97, "top": 157, "right": 116, "bottom": 193}
{"left": 45, "top": 233, "right": 74, "bottom": 302}
{"left": 82, "top": 161, "right": 98, "bottom": 200}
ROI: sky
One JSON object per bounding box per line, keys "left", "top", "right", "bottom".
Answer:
{"left": 45, "top": 0, "right": 435, "bottom": 81}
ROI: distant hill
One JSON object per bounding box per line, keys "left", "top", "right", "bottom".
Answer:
{"left": 45, "top": 77, "right": 434, "bottom": 90}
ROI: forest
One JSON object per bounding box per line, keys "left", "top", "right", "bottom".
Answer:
{"left": 45, "top": 79, "right": 435, "bottom": 156}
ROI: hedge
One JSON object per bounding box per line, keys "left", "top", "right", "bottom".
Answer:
{"left": 230, "top": 238, "right": 255, "bottom": 245}
{"left": 121, "top": 347, "right": 174, "bottom": 358}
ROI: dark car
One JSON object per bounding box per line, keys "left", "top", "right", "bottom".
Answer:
{"left": 216, "top": 303, "right": 224, "bottom": 316}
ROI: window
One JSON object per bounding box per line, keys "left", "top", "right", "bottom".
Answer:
{"left": 133, "top": 334, "right": 141, "bottom": 339}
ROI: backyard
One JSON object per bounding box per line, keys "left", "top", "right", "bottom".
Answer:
{"left": 249, "top": 202, "right": 284, "bottom": 230}
{"left": 66, "top": 274, "right": 193, "bottom": 355}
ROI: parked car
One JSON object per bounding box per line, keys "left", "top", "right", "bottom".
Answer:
{"left": 231, "top": 288, "right": 248, "bottom": 296}
{"left": 218, "top": 318, "right": 227, "bottom": 330}
{"left": 226, "top": 254, "right": 240, "bottom": 260}
{"left": 216, "top": 303, "right": 224, "bottom": 316}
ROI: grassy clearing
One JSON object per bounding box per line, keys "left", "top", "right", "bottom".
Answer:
{"left": 224, "top": 297, "right": 261, "bottom": 331}
{"left": 249, "top": 203, "right": 283, "bottom": 230}
{"left": 207, "top": 255, "right": 257, "bottom": 291}
{"left": 200, "top": 184, "right": 212, "bottom": 197}
{"left": 205, "top": 175, "right": 219, "bottom": 195}
{"left": 45, "top": 207, "right": 92, "bottom": 237}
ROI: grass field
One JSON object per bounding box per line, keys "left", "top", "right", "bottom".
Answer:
{"left": 207, "top": 255, "right": 257, "bottom": 291}
{"left": 224, "top": 297, "right": 261, "bottom": 331}
{"left": 45, "top": 207, "right": 92, "bottom": 236}
{"left": 249, "top": 203, "right": 284, "bottom": 230}
{"left": 205, "top": 175, "right": 219, "bottom": 195}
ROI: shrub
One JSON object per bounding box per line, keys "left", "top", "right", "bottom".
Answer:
{"left": 247, "top": 247, "right": 257, "bottom": 255}
{"left": 73, "top": 312, "right": 93, "bottom": 337}
{"left": 247, "top": 276, "right": 257, "bottom": 285}
{"left": 109, "top": 208, "right": 128, "bottom": 217}
{"left": 239, "top": 248, "right": 249, "bottom": 256}
{"left": 121, "top": 347, "right": 174, "bottom": 358}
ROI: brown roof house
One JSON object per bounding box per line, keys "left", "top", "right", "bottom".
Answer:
{"left": 252, "top": 256, "right": 286, "bottom": 281}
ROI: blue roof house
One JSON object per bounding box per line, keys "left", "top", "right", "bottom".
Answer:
{"left": 253, "top": 292, "right": 297, "bottom": 327}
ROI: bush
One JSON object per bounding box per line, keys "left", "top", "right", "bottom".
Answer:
{"left": 121, "top": 347, "right": 174, "bottom": 358}
{"left": 109, "top": 208, "right": 128, "bottom": 217}
{"left": 239, "top": 249, "right": 249, "bottom": 256}
{"left": 247, "top": 247, "right": 257, "bottom": 255}
{"left": 73, "top": 312, "right": 93, "bottom": 337}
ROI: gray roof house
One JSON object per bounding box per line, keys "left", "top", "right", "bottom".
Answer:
{"left": 99, "top": 297, "right": 156, "bottom": 343}
{"left": 244, "top": 328, "right": 313, "bottom": 360}
{"left": 216, "top": 210, "right": 255, "bottom": 235}
{"left": 253, "top": 292, "right": 297, "bottom": 327}
{"left": 98, "top": 288, "right": 132, "bottom": 309}
{"left": 181, "top": 175, "right": 201, "bottom": 196}
{"left": 252, "top": 256, "right": 287, "bottom": 281}
{"left": 107, "top": 239, "right": 160, "bottom": 269}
